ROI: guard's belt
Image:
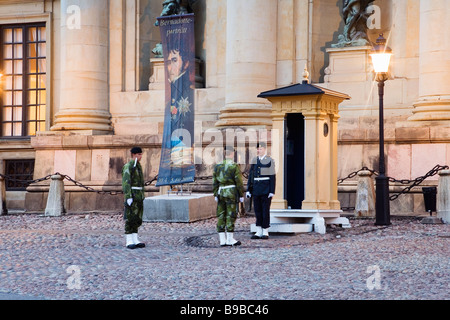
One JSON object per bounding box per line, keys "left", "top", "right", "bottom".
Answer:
{"left": 254, "top": 177, "right": 270, "bottom": 181}
{"left": 218, "top": 185, "right": 236, "bottom": 192}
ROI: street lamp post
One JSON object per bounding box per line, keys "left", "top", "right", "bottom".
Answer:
{"left": 370, "top": 34, "right": 392, "bottom": 226}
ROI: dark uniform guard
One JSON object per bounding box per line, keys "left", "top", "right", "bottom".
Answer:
{"left": 213, "top": 147, "right": 244, "bottom": 246}
{"left": 246, "top": 142, "right": 276, "bottom": 239}
{"left": 122, "top": 147, "right": 146, "bottom": 249}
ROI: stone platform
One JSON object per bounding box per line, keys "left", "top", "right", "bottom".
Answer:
{"left": 251, "top": 209, "right": 351, "bottom": 234}
{"left": 143, "top": 193, "right": 216, "bottom": 223}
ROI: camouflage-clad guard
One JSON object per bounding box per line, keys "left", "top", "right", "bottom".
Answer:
{"left": 122, "top": 147, "right": 146, "bottom": 249}
{"left": 213, "top": 147, "right": 244, "bottom": 247}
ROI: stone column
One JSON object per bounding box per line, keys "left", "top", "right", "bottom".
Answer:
{"left": 294, "top": 0, "right": 310, "bottom": 83}
{"left": 277, "top": 0, "right": 295, "bottom": 87}
{"left": 51, "top": 0, "right": 112, "bottom": 133}
{"left": 215, "top": 0, "right": 277, "bottom": 128}
{"left": 204, "top": 0, "right": 226, "bottom": 88}
{"left": 408, "top": 0, "right": 450, "bottom": 121}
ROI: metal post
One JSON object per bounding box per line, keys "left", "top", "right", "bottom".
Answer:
{"left": 375, "top": 77, "right": 391, "bottom": 226}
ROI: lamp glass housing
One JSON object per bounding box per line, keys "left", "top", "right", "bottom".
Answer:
{"left": 370, "top": 52, "right": 392, "bottom": 73}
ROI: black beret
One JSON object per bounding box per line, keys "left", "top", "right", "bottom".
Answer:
{"left": 130, "top": 147, "right": 142, "bottom": 154}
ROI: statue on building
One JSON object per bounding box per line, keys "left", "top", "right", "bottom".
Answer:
{"left": 154, "top": 0, "right": 197, "bottom": 26}
{"left": 152, "top": 43, "right": 163, "bottom": 58}
{"left": 332, "top": 0, "right": 375, "bottom": 48}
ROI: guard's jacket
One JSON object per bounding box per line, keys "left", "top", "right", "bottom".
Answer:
{"left": 213, "top": 158, "right": 244, "bottom": 233}
{"left": 247, "top": 156, "right": 276, "bottom": 196}
{"left": 122, "top": 159, "right": 145, "bottom": 204}
{"left": 122, "top": 159, "right": 145, "bottom": 234}
{"left": 213, "top": 159, "right": 244, "bottom": 202}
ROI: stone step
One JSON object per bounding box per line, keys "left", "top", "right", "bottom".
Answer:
{"left": 251, "top": 223, "right": 313, "bottom": 234}
{"left": 250, "top": 209, "right": 352, "bottom": 234}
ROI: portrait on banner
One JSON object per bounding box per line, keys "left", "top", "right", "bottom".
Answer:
{"left": 156, "top": 15, "right": 196, "bottom": 187}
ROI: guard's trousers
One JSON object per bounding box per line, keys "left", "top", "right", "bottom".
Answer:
{"left": 253, "top": 195, "right": 271, "bottom": 229}
{"left": 216, "top": 198, "right": 238, "bottom": 233}
{"left": 124, "top": 201, "right": 143, "bottom": 234}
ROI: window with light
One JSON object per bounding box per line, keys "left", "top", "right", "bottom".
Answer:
{"left": 1, "top": 23, "right": 46, "bottom": 137}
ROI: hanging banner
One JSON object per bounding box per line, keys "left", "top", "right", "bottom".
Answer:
{"left": 156, "top": 14, "right": 196, "bottom": 187}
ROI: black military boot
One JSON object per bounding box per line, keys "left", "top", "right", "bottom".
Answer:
{"left": 126, "top": 234, "right": 137, "bottom": 249}
{"left": 226, "top": 233, "right": 241, "bottom": 246}
{"left": 132, "top": 233, "right": 146, "bottom": 248}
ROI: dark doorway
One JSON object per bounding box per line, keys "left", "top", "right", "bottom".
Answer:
{"left": 285, "top": 113, "right": 305, "bottom": 209}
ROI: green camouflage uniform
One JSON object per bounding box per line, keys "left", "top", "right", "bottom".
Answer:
{"left": 122, "top": 159, "right": 145, "bottom": 234}
{"left": 213, "top": 159, "right": 244, "bottom": 233}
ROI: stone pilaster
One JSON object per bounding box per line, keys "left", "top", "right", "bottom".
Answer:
{"left": 51, "top": 0, "right": 112, "bottom": 134}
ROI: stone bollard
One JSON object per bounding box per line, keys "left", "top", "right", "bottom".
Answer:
{"left": 45, "top": 175, "right": 66, "bottom": 217}
{"left": 354, "top": 170, "right": 376, "bottom": 217}
{"left": 0, "top": 176, "right": 7, "bottom": 216}
{"left": 437, "top": 169, "right": 450, "bottom": 224}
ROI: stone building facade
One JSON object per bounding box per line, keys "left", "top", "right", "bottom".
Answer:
{"left": 0, "top": 0, "right": 449, "bottom": 215}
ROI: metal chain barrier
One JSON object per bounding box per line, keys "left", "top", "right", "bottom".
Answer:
{"left": 0, "top": 170, "right": 248, "bottom": 196}
{"left": 338, "top": 164, "right": 449, "bottom": 201}
{"left": 0, "top": 171, "right": 238, "bottom": 196}
{"left": 4, "top": 165, "right": 445, "bottom": 200}
{"left": 337, "top": 167, "right": 375, "bottom": 184}
{"left": 0, "top": 172, "right": 160, "bottom": 196}
{"left": 0, "top": 173, "right": 53, "bottom": 185}
{"left": 59, "top": 173, "right": 125, "bottom": 196}
{"left": 387, "top": 165, "right": 448, "bottom": 200}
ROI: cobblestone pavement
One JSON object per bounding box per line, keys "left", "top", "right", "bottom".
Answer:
{"left": 0, "top": 213, "right": 448, "bottom": 301}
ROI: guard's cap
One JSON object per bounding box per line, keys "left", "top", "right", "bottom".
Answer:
{"left": 130, "top": 147, "right": 143, "bottom": 154}
{"left": 257, "top": 142, "right": 267, "bottom": 148}
{"left": 224, "top": 146, "right": 236, "bottom": 154}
